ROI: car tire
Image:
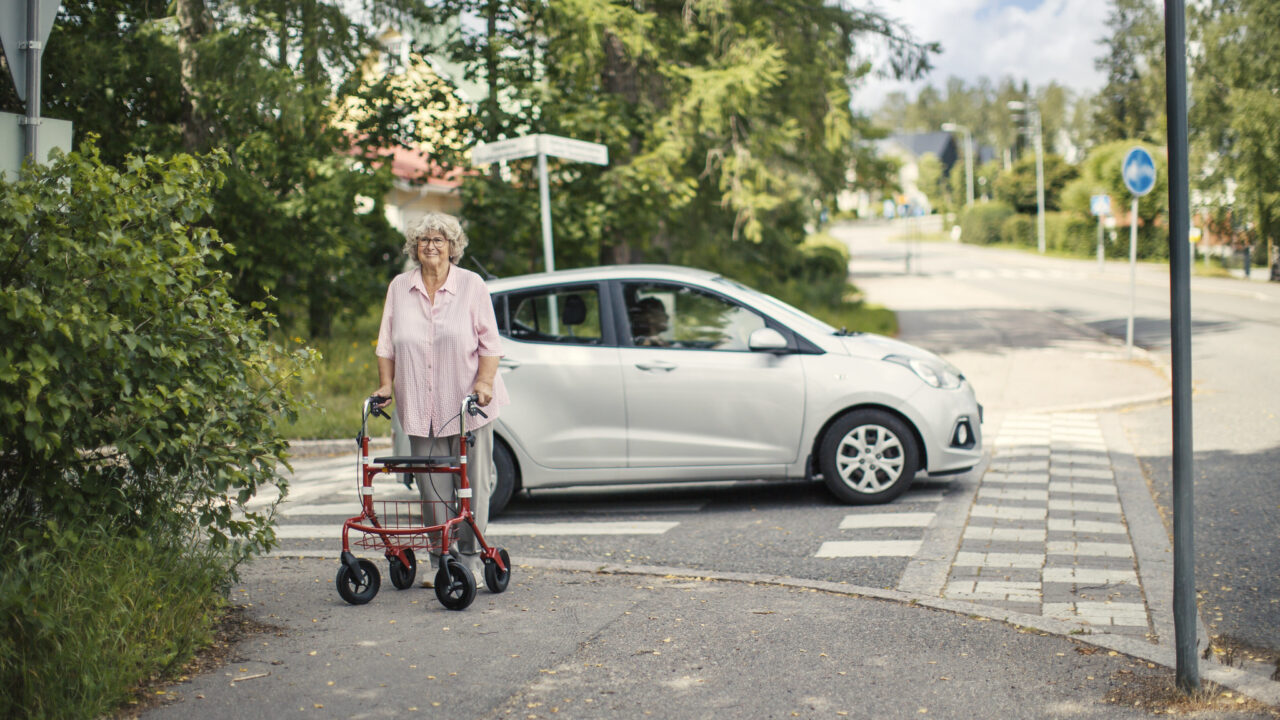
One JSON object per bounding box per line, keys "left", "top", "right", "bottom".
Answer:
{"left": 489, "top": 439, "right": 518, "bottom": 517}
{"left": 819, "top": 409, "right": 919, "bottom": 505}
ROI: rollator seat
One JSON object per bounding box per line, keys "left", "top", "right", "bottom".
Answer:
{"left": 372, "top": 455, "right": 459, "bottom": 467}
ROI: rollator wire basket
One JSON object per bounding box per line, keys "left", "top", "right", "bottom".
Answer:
{"left": 334, "top": 393, "right": 511, "bottom": 611}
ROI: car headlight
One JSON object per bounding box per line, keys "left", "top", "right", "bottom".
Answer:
{"left": 883, "top": 354, "right": 963, "bottom": 389}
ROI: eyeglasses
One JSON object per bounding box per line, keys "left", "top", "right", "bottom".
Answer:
{"left": 417, "top": 237, "right": 448, "bottom": 248}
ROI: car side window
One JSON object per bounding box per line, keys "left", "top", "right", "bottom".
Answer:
{"left": 498, "top": 286, "right": 603, "bottom": 345}
{"left": 623, "top": 283, "right": 765, "bottom": 351}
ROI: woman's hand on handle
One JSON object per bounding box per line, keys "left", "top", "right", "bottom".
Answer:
{"left": 372, "top": 385, "right": 393, "bottom": 408}
{"left": 471, "top": 381, "right": 493, "bottom": 407}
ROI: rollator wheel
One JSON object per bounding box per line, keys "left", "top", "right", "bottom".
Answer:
{"left": 388, "top": 549, "right": 417, "bottom": 590}
{"left": 434, "top": 558, "right": 476, "bottom": 611}
{"left": 335, "top": 558, "right": 381, "bottom": 605}
{"left": 483, "top": 548, "right": 512, "bottom": 593}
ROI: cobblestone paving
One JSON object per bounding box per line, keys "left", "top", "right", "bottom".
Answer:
{"left": 944, "top": 413, "right": 1151, "bottom": 636}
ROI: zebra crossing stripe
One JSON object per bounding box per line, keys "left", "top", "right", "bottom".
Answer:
{"left": 273, "top": 520, "right": 680, "bottom": 539}
{"left": 815, "top": 540, "right": 922, "bottom": 558}
{"left": 837, "top": 513, "right": 934, "bottom": 529}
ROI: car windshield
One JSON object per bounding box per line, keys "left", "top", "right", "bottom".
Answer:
{"left": 712, "top": 276, "right": 838, "bottom": 335}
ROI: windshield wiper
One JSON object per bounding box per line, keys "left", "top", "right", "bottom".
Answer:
{"left": 834, "top": 326, "right": 861, "bottom": 337}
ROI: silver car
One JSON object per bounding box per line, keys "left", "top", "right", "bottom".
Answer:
{"left": 480, "top": 264, "right": 982, "bottom": 514}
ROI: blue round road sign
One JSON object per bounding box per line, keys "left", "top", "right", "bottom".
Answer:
{"left": 1122, "top": 147, "right": 1156, "bottom": 196}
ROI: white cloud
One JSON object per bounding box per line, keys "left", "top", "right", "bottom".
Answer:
{"left": 854, "top": 0, "right": 1111, "bottom": 111}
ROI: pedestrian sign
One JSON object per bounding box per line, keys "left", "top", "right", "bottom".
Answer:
{"left": 1122, "top": 147, "right": 1156, "bottom": 197}
{"left": 1090, "top": 194, "right": 1111, "bottom": 217}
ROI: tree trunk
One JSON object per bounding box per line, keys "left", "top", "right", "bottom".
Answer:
{"left": 175, "top": 0, "right": 211, "bottom": 152}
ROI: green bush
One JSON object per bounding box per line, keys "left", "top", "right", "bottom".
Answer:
{"left": 0, "top": 145, "right": 313, "bottom": 716}
{"left": 1000, "top": 213, "right": 1035, "bottom": 248}
{"left": 959, "top": 201, "right": 1014, "bottom": 245}
{"left": 1044, "top": 212, "right": 1097, "bottom": 255}
{"left": 0, "top": 145, "right": 311, "bottom": 553}
{"left": 0, "top": 522, "right": 225, "bottom": 719}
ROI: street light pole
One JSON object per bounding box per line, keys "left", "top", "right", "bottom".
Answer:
{"left": 941, "top": 122, "right": 974, "bottom": 207}
{"left": 1008, "top": 101, "right": 1046, "bottom": 254}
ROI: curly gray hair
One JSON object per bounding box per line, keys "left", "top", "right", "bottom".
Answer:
{"left": 403, "top": 211, "right": 469, "bottom": 266}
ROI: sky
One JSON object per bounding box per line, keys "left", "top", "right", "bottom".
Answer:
{"left": 853, "top": 0, "right": 1113, "bottom": 112}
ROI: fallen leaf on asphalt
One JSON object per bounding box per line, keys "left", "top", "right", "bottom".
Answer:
{"left": 1076, "top": 647, "right": 1099, "bottom": 655}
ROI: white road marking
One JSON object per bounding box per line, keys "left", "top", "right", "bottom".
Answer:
{"left": 838, "top": 512, "right": 935, "bottom": 529}
{"left": 275, "top": 520, "right": 681, "bottom": 538}
{"left": 486, "top": 521, "right": 679, "bottom": 536}
{"left": 815, "top": 540, "right": 921, "bottom": 558}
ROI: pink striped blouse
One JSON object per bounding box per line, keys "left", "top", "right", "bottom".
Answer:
{"left": 376, "top": 265, "right": 508, "bottom": 437}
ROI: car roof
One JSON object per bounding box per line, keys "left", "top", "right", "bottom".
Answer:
{"left": 484, "top": 264, "right": 723, "bottom": 293}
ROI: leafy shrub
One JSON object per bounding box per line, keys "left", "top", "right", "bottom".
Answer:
{"left": 0, "top": 145, "right": 314, "bottom": 715}
{"left": 1045, "top": 212, "right": 1094, "bottom": 255}
{"left": 959, "top": 201, "right": 1014, "bottom": 245}
{"left": 1000, "top": 213, "right": 1035, "bottom": 248}
{"left": 0, "top": 145, "right": 312, "bottom": 555}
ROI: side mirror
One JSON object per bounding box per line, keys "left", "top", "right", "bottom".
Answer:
{"left": 748, "top": 327, "right": 789, "bottom": 353}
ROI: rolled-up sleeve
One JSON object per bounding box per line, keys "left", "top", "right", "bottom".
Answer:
{"left": 376, "top": 282, "right": 396, "bottom": 360}
{"left": 475, "top": 286, "right": 503, "bottom": 358}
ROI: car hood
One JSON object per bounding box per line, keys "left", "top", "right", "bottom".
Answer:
{"left": 840, "top": 333, "right": 954, "bottom": 368}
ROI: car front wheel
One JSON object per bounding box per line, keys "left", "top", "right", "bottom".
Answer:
{"left": 819, "top": 409, "right": 919, "bottom": 505}
{"left": 488, "top": 439, "right": 518, "bottom": 516}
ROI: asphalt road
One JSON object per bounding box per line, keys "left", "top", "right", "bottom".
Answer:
{"left": 853, "top": 220, "right": 1280, "bottom": 661}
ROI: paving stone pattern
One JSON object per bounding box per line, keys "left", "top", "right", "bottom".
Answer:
{"left": 944, "top": 413, "right": 1150, "bottom": 635}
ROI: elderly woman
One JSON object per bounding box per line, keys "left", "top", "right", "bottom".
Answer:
{"left": 373, "top": 211, "right": 508, "bottom": 586}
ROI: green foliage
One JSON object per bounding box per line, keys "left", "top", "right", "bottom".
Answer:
{"left": 1000, "top": 213, "right": 1034, "bottom": 247}
{"left": 429, "top": 0, "right": 937, "bottom": 276}
{"left": 1092, "top": 0, "right": 1166, "bottom": 144}
{"left": 25, "top": 0, "right": 440, "bottom": 338}
{"left": 959, "top": 201, "right": 1015, "bottom": 245}
{"left": 1191, "top": 0, "right": 1280, "bottom": 253}
{"left": 0, "top": 145, "right": 312, "bottom": 559}
{"left": 279, "top": 310, "right": 384, "bottom": 440}
{"left": 991, "top": 152, "right": 1077, "bottom": 214}
{"left": 0, "top": 521, "right": 226, "bottom": 720}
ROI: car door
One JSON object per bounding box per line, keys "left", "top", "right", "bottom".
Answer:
{"left": 618, "top": 281, "right": 806, "bottom": 468}
{"left": 493, "top": 283, "right": 626, "bottom": 469}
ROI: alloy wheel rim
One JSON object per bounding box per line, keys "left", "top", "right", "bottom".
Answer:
{"left": 836, "top": 425, "right": 904, "bottom": 492}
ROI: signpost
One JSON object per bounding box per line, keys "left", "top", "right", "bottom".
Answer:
{"left": 1122, "top": 147, "right": 1155, "bottom": 357}
{"left": 472, "top": 133, "right": 608, "bottom": 275}
{"left": 1090, "top": 194, "right": 1112, "bottom": 270}
{"left": 473, "top": 134, "right": 608, "bottom": 333}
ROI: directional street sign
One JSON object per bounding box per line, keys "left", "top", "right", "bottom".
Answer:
{"left": 537, "top": 134, "right": 608, "bottom": 165}
{"left": 471, "top": 134, "right": 608, "bottom": 167}
{"left": 0, "top": 0, "right": 63, "bottom": 102}
{"left": 1090, "top": 194, "right": 1111, "bottom": 217}
{"left": 1122, "top": 147, "right": 1156, "bottom": 197}
{"left": 470, "top": 133, "right": 609, "bottom": 281}
{"left": 471, "top": 135, "right": 538, "bottom": 166}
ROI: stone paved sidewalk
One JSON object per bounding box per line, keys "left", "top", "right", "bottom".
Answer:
{"left": 943, "top": 412, "right": 1152, "bottom": 636}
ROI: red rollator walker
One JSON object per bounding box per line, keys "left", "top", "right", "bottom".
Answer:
{"left": 335, "top": 393, "right": 511, "bottom": 611}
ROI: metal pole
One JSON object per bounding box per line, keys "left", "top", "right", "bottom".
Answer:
{"left": 22, "top": 0, "right": 41, "bottom": 163}
{"left": 1097, "top": 217, "right": 1105, "bottom": 270}
{"left": 1164, "top": 0, "right": 1199, "bottom": 693}
{"left": 537, "top": 151, "right": 554, "bottom": 273}
{"left": 1034, "top": 110, "right": 1046, "bottom": 254}
{"left": 1127, "top": 197, "right": 1137, "bottom": 358}
{"left": 964, "top": 129, "right": 975, "bottom": 207}
{"left": 536, "top": 149, "right": 559, "bottom": 333}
